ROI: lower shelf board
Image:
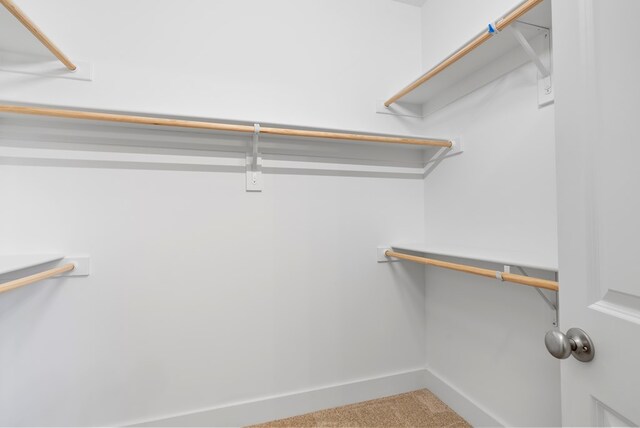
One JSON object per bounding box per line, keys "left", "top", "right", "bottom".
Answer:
{"left": 390, "top": 242, "right": 558, "bottom": 272}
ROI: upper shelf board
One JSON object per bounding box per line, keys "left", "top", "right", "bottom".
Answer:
{"left": 386, "top": 0, "right": 551, "bottom": 114}
{"left": 0, "top": 254, "right": 64, "bottom": 276}
{"left": 391, "top": 242, "right": 558, "bottom": 272}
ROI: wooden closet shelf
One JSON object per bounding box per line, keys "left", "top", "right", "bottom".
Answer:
{"left": 384, "top": 0, "right": 551, "bottom": 109}
{"left": 0, "top": 104, "right": 452, "bottom": 148}
{"left": 390, "top": 242, "right": 558, "bottom": 272}
{"left": 385, "top": 249, "right": 558, "bottom": 291}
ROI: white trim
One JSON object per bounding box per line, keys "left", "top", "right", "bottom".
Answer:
{"left": 126, "top": 367, "right": 506, "bottom": 427}
{"left": 423, "top": 367, "right": 507, "bottom": 427}
{"left": 127, "top": 369, "right": 428, "bottom": 427}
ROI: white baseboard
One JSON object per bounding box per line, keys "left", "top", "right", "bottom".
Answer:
{"left": 423, "top": 366, "right": 506, "bottom": 427}
{"left": 127, "top": 369, "right": 428, "bottom": 427}
{"left": 127, "top": 367, "right": 505, "bottom": 427}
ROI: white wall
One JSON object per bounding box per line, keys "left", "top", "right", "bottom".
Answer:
{"left": 0, "top": 0, "right": 563, "bottom": 425}
{"left": 0, "top": 1, "right": 431, "bottom": 426}
{"left": 0, "top": 161, "right": 426, "bottom": 426}
{"left": 0, "top": 0, "right": 428, "bottom": 137}
{"left": 418, "top": 0, "right": 561, "bottom": 426}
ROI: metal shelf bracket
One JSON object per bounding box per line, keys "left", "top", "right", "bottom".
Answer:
{"left": 246, "top": 123, "right": 263, "bottom": 192}
{"left": 512, "top": 265, "right": 558, "bottom": 326}
{"left": 509, "top": 22, "right": 554, "bottom": 107}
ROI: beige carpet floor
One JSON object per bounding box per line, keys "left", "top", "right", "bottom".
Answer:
{"left": 249, "top": 389, "right": 470, "bottom": 427}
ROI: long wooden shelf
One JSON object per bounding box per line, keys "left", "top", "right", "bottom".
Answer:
{"left": 391, "top": 242, "right": 558, "bottom": 272}
{"left": 384, "top": 0, "right": 551, "bottom": 111}
{"left": 0, "top": 104, "right": 452, "bottom": 148}
{"left": 386, "top": 249, "right": 558, "bottom": 291}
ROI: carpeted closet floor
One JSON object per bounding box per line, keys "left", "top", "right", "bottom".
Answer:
{"left": 249, "top": 389, "right": 470, "bottom": 427}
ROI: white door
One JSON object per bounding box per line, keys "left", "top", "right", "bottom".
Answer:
{"left": 553, "top": 0, "right": 640, "bottom": 426}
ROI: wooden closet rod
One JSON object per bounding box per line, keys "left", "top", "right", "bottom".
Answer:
{"left": 0, "top": 105, "right": 452, "bottom": 148}
{"left": 384, "top": 0, "right": 544, "bottom": 107}
{"left": 385, "top": 250, "right": 559, "bottom": 291}
{"left": 0, "top": 0, "right": 76, "bottom": 71}
{"left": 0, "top": 263, "right": 75, "bottom": 295}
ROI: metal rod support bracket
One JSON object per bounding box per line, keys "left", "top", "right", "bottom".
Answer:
{"left": 509, "top": 22, "right": 553, "bottom": 107}
{"left": 509, "top": 24, "right": 550, "bottom": 78}
{"left": 515, "top": 265, "right": 558, "bottom": 326}
{"left": 377, "top": 246, "right": 398, "bottom": 263}
{"left": 246, "top": 123, "right": 263, "bottom": 192}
